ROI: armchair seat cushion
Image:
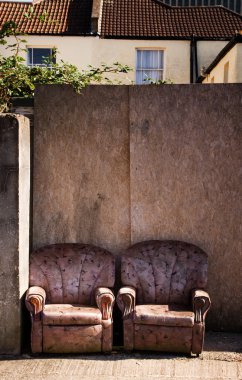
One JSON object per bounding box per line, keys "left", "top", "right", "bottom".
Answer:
{"left": 134, "top": 304, "right": 194, "bottom": 327}
{"left": 43, "top": 304, "right": 102, "bottom": 326}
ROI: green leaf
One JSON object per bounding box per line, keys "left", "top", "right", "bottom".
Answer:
{"left": 0, "top": 18, "right": 133, "bottom": 111}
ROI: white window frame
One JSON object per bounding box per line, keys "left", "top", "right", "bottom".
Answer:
{"left": 27, "top": 46, "right": 56, "bottom": 67}
{"left": 135, "top": 48, "right": 165, "bottom": 85}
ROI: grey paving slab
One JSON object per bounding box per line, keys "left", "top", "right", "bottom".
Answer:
{"left": 0, "top": 358, "right": 241, "bottom": 380}
{"left": 0, "top": 333, "right": 241, "bottom": 380}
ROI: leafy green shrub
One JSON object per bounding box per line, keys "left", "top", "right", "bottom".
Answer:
{"left": 0, "top": 20, "right": 131, "bottom": 112}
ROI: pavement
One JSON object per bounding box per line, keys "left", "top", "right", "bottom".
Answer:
{"left": 0, "top": 332, "right": 241, "bottom": 380}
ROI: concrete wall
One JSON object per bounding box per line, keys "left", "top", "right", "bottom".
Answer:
{"left": 203, "top": 44, "right": 242, "bottom": 84}
{"left": 33, "top": 86, "right": 131, "bottom": 253}
{"left": 0, "top": 114, "right": 30, "bottom": 354}
{"left": 129, "top": 85, "right": 242, "bottom": 332}
{"left": 33, "top": 84, "right": 242, "bottom": 332}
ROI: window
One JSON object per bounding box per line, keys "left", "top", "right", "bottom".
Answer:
{"left": 27, "top": 48, "right": 56, "bottom": 67}
{"left": 223, "top": 62, "right": 229, "bottom": 83}
{"left": 136, "top": 50, "right": 164, "bottom": 84}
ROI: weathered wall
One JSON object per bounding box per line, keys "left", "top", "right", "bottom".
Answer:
{"left": 0, "top": 114, "right": 30, "bottom": 354}
{"left": 33, "top": 86, "right": 130, "bottom": 253}
{"left": 129, "top": 85, "right": 242, "bottom": 331}
{"left": 33, "top": 84, "right": 242, "bottom": 331}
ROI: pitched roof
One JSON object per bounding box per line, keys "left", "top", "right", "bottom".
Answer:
{"left": 0, "top": 0, "right": 242, "bottom": 38}
{"left": 101, "top": 0, "right": 242, "bottom": 39}
{"left": 0, "top": 0, "right": 93, "bottom": 35}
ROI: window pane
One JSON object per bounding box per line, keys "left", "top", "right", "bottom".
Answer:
{"left": 142, "top": 70, "right": 152, "bottom": 83}
{"left": 136, "top": 70, "right": 143, "bottom": 84}
{"left": 32, "top": 48, "right": 52, "bottom": 65}
{"left": 158, "top": 51, "right": 163, "bottom": 70}
{"left": 27, "top": 48, "right": 32, "bottom": 65}
{"left": 144, "top": 70, "right": 163, "bottom": 83}
{"left": 136, "top": 69, "right": 163, "bottom": 84}
{"left": 137, "top": 50, "right": 164, "bottom": 70}
{"left": 141, "top": 51, "right": 150, "bottom": 69}
{"left": 27, "top": 48, "right": 56, "bottom": 67}
{"left": 235, "top": 0, "right": 240, "bottom": 13}
{"left": 136, "top": 50, "right": 164, "bottom": 84}
{"left": 143, "top": 51, "right": 157, "bottom": 69}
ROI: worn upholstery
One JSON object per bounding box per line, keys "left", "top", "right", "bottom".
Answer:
{"left": 117, "top": 240, "right": 211, "bottom": 355}
{"left": 42, "top": 304, "right": 102, "bottom": 325}
{"left": 26, "top": 243, "right": 115, "bottom": 353}
{"left": 134, "top": 305, "right": 194, "bottom": 327}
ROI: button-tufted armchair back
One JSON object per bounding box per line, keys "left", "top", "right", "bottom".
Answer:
{"left": 29, "top": 244, "right": 115, "bottom": 305}
{"left": 121, "top": 240, "right": 208, "bottom": 305}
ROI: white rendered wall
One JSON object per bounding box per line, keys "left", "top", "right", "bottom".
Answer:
{"left": 94, "top": 39, "right": 191, "bottom": 84}
{"left": 203, "top": 45, "right": 242, "bottom": 83}
{"left": 236, "top": 45, "right": 242, "bottom": 83}
{"left": 0, "top": 35, "right": 234, "bottom": 84}
{"left": 0, "top": 36, "right": 190, "bottom": 83}
{"left": 197, "top": 40, "right": 228, "bottom": 76}
{"left": 0, "top": 36, "right": 95, "bottom": 69}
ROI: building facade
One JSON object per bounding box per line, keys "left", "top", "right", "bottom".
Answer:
{"left": 198, "top": 33, "right": 242, "bottom": 83}
{"left": 0, "top": 0, "right": 242, "bottom": 84}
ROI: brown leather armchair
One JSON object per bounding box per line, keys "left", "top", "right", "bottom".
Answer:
{"left": 25, "top": 243, "right": 115, "bottom": 353}
{"left": 117, "top": 240, "right": 211, "bottom": 356}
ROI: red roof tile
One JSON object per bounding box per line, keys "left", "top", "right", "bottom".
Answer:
{"left": 0, "top": 0, "right": 92, "bottom": 35}
{"left": 1, "top": 0, "right": 241, "bottom": 38}
{"left": 101, "top": 0, "right": 242, "bottom": 38}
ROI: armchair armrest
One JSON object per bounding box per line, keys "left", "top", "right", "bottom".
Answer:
{"left": 117, "top": 286, "right": 136, "bottom": 319}
{"left": 192, "top": 289, "right": 211, "bottom": 323}
{"left": 95, "top": 287, "right": 115, "bottom": 320}
{"left": 25, "top": 286, "right": 46, "bottom": 317}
